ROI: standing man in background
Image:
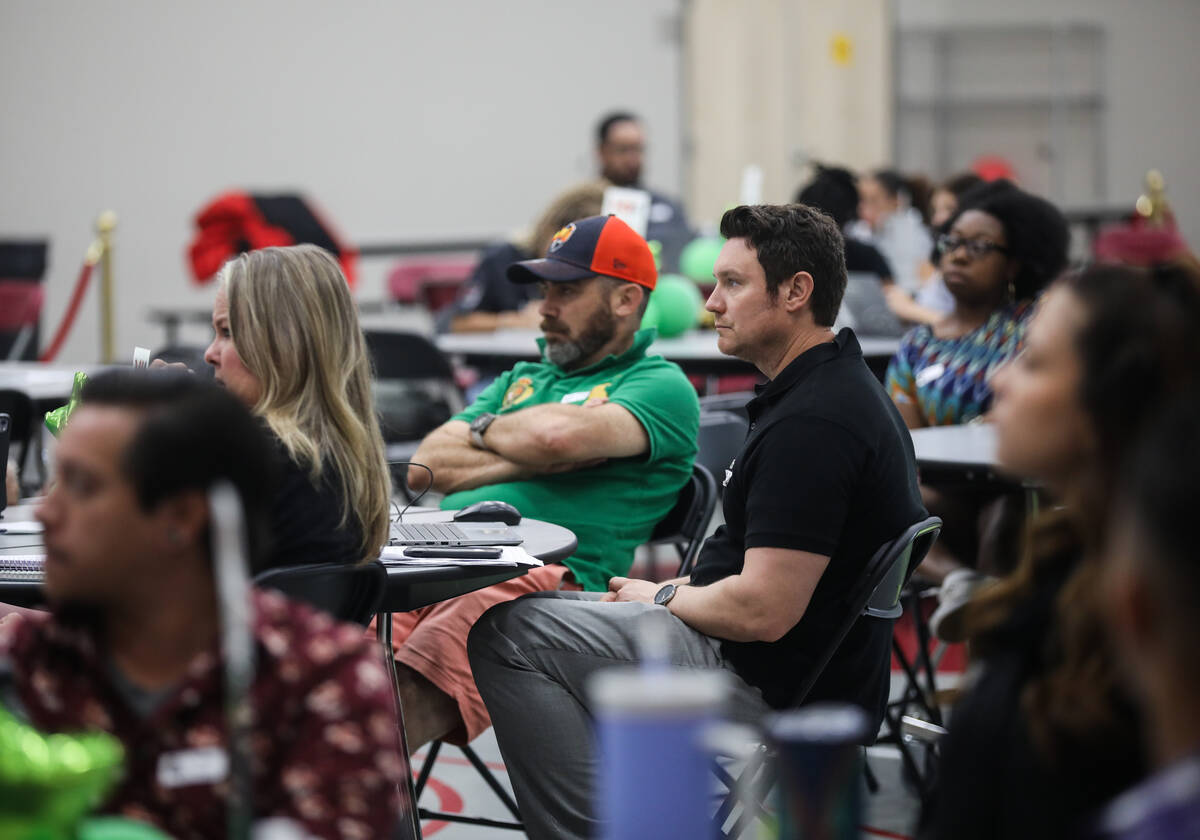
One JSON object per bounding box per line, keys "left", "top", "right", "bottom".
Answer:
{"left": 595, "top": 111, "right": 693, "bottom": 272}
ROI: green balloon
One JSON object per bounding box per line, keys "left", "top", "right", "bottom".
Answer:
{"left": 651, "top": 274, "right": 703, "bottom": 338}
{"left": 0, "top": 705, "right": 125, "bottom": 838}
{"left": 679, "top": 236, "right": 725, "bottom": 282}
{"left": 79, "top": 818, "right": 173, "bottom": 840}
{"left": 640, "top": 294, "right": 662, "bottom": 332}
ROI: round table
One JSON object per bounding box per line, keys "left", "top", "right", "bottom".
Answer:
{"left": 0, "top": 504, "right": 577, "bottom": 611}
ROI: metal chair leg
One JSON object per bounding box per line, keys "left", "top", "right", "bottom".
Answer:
{"left": 377, "top": 611, "right": 423, "bottom": 840}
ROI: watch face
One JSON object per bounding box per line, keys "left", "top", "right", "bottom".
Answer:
{"left": 654, "top": 584, "right": 676, "bottom": 606}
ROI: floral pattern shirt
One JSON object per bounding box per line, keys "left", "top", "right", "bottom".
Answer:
{"left": 0, "top": 589, "right": 409, "bottom": 840}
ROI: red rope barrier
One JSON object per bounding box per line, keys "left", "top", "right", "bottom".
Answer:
{"left": 861, "top": 826, "right": 914, "bottom": 840}
{"left": 38, "top": 253, "right": 98, "bottom": 363}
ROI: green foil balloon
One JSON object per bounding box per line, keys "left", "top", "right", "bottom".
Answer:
{"left": 679, "top": 236, "right": 725, "bottom": 283}
{"left": 0, "top": 705, "right": 124, "bottom": 840}
{"left": 43, "top": 371, "right": 89, "bottom": 438}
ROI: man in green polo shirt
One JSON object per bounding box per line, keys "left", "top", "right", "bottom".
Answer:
{"left": 390, "top": 215, "right": 699, "bottom": 749}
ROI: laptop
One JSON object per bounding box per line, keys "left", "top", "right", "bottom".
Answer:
{"left": 388, "top": 520, "right": 524, "bottom": 547}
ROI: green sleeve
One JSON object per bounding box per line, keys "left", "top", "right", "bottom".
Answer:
{"left": 607, "top": 359, "right": 700, "bottom": 464}
{"left": 452, "top": 370, "right": 515, "bottom": 424}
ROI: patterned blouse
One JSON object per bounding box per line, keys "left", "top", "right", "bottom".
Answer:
{"left": 886, "top": 301, "right": 1033, "bottom": 426}
{"left": 0, "top": 589, "right": 409, "bottom": 840}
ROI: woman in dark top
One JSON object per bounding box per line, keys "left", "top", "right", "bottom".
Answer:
{"left": 795, "top": 164, "right": 896, "bottom": 283}
{"left": 922, "top": 262, "right": 1200, "bottom": 839}
{"left": 200, "top": 244, "right": 391, "bottom": 568}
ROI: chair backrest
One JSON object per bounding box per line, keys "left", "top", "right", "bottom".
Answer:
{"left": 863, "top": 517, "right": 942, "bottom": 620}
{"left": 698, "top": 391, "right": 754, "bottom": 422}
{"left": 790, "top": 515, "right": 942, "bottom": 707}
{"left": 696, "top": 410, "right": 748, "bottom": 492}
{"left": 364, "top": 330, "right": 464, "bottom": 443}
{"left": 386, "top": 257, "right": 477, "bottom": 304}
{"left": 647, "top": 463, "right": 718, "bottom": 576}
{"left": 0, "top": 389, "right": 36, "bottom": 487}
{"left": 253, "top": 561, "right": 387, "bottom": 627}
{"left": 364, "top": 330, "right": 457, "bottom": 381}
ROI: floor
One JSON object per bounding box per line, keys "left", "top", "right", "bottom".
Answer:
{"left": 409, "top": 672, "right": 943, "bottom": 839}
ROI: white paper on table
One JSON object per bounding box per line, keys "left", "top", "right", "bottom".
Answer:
{"left": 0, "top": 521, "right": 44, "bottom": 534}
{"left": 379, "top": 545, "right": 544, "bottom": 568}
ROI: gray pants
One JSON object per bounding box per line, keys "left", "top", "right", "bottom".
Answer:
{"left": 467, "top": 590, "right": 770, "bottom": 840}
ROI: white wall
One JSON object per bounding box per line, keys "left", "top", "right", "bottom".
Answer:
{"left": 4, "top": 0, "right": 1197, "bottom": 365}
{"left": 0, "top": 0, "right": 684, "bottom": 362}
{"left": 895, "top": 0, "right": 1200, "bottom": 249}
{"left": 686, "top": 0, "right": 891, "bottom": 224}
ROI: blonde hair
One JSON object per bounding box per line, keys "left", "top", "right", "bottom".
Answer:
{"left": 220, "top": 245, "right": 390, "bottom": 562}
{"left": 524, "top": 181, "right": 607, "bottom": 257}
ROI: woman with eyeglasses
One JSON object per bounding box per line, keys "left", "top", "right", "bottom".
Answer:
{"left": 885, "top": 181, "right": 1069, "bottom": 595}
{"left": 886, "top": 180, "right": 1070, "bottom": 428}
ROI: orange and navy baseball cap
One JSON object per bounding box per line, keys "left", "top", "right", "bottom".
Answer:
{"left": 506, "top": 215, "right": 657, "bottom": 290}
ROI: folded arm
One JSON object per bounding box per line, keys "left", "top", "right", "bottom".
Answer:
{"left": 408, "top": 421, "right": 534, "bottom": 494}
{"left": 409, "top": 401, "right": 649, "bottom": 495}
{"left": 482, "top": 402, "right": 649, "bottom": 465}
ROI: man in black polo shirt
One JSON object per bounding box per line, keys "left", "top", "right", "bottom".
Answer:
{"left": 468, "top": 203, "right": 925, "bottom": 840}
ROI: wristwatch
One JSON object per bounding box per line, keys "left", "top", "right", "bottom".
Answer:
{"left": 468, "top": 412, "right": 496, "bottom": 448}
{"left": 469, "top": 412, "right": 498, "bottom": 450}
{"left": 653, "top": 583, "right": 678, "bottom": 607}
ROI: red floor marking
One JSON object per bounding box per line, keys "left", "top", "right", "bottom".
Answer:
{"left": 860, "top": 827, "right": 913, "bottom": 840}
{"left": 411, "top": 751, "right": 509, "bottom": 773}
{"left": 418, "top": 776, "right": 463, "bottom": 836}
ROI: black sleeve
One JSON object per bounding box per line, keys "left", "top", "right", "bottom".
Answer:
{"left": 741, "top": 417, "right": 867, "bottom": 557}
{"left": 845, "top": 238, "right": 894, "bottom": 282}
{"left": 264, "top": 444, "right": 362, "bottom": 570}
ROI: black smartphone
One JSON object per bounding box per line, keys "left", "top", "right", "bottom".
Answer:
{"left": 402, "top": 547, "right": 504, "bottom": 560}
{"left": 0, "top": 413, "right": 10, "bottom": 517}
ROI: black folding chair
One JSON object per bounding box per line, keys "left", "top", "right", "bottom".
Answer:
{"left": 364, "top": 330, "right": 464, "bottom": 499}
{"left": 253, "top": 561, "right": 387, "bottom": 627}
{"left": 0, "top": 389, "right": 38, "bottom": 495}
{"left": 711, "top": 516, "right": 943, "bottom": 839}
{"left": 696, "top": 411, "right": 748, "bottom": 497}
{"left": 412, "top": 465, "right": 720, "bottom": 833}
{"left": 648, "top": 463, "right": 719, "bottom": 576}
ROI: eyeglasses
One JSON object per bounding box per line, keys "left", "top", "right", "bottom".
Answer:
{"left": 936, "top": 234, "right": 1009, "bottom": 260}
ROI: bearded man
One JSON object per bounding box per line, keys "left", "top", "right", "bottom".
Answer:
{"left": 388, "top": 214, "right": 699, "bottom": 750}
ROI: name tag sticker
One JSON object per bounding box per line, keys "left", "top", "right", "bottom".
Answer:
{"left": 915, "top": 363, "right": 946, "bottom": 388}
{"left": 157, "top": 746, "right": 229, "bottom": 788}
{"left": 560, "top": 391, "right": 590, "bottom": 404}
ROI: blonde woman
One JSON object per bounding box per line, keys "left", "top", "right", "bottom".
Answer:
{"left": 167, "top": 244, "right": 390, "bottom": 568}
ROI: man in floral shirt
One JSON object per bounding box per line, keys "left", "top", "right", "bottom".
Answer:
{"left": 0, "top": 372, "right": 408, "bottom": 839}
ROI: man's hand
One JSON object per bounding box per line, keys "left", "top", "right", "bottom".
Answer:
{"left": 601, "top": 576, "right": 661, "bottom": 603}
{"left": 150, "top": 359, "right": 194, "bottom": 373}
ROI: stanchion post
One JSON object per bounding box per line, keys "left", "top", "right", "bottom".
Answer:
{"left": 96, "top": 210, "right": 117, "bottom": 363}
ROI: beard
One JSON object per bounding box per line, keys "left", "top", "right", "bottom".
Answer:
{"left": 542, "top": 302, "right": 617, "bottom": 371}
